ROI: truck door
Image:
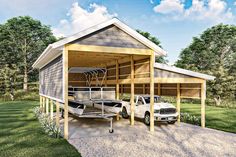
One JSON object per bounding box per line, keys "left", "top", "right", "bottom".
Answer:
{"left": 135, "top": 96, "right": 146, "bottom": 118}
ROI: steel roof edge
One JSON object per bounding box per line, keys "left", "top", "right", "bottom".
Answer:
{"left": 154, "top": 63, "right": 215, "bottom": 80}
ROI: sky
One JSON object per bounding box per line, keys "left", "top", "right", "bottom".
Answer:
{"left": 0, "top": 0, "right": 236, "bottom": 64}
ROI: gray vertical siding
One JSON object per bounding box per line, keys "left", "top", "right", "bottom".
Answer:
{"left": 39, "top": 55, "right": 63, "bottom": 101}
{"left": 71, "top": 25, "right": 149, "bottom": 49}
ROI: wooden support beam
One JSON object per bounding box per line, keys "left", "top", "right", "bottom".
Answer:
{"left": 116, "top": 60, "right": 119, "bottom": 100}
{"left": 103, "top": 77, "right": 205, "bottom": 85}
{"left": 67, "top": 44, "right": 153, "bottom": 56}
{"left": 63, "top": 45, "right": 69, "bottom": 139}
{"left": 201, "top": 81, "right": 206, "bottom": 128}
{"left": 143, "top": 84, "right": 145, "bottom": 94}
{"left": 121, "top": 84, "right": 123, "bottom": 95}
{"left": 130, "top": 55, "right": 135, "bottom": 126}
{"left": 150, "top": 53, "right": 155, "bottom": 132}
{"left": 46, "top": 98, "right": 49, "bottom": 114}
{"left": 56, "top": 101, "right": 60, "bottom": 127}
{"left": 50, "top": 99, "right": 53, "bottom": 120}
{"left": 177, "top": 83, "right": 181, "bottom": 124}
{"left": 42, "top": 97, "right": 45, "bottom": 113}
{"left": 116, "top": 113, "right": 120, "bottom": 121}
{"left": 105, "top": 65, "right": 107, "bottom": 87}
{"left": 40, "top": 96, "right": 42, "bottom": 108}
{"left": 158, "top": 83, "right": 161, "bottom": 96}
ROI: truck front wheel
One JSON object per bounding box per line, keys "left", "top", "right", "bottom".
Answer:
{"left": 122, "top": 107, "right": 129, "bottom": 119}
{"left": 144, "top": 112, "right": 150, "bottom": 126}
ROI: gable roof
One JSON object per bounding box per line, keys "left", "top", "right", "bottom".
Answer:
{"left": 155, "top": 63, "right": 215, "bottom": 80}
{"left": 33, "top": 18, "right": 167, "bottom": 69}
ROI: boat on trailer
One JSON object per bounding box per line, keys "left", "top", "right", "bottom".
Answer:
{"left": 62, "top": 67, "right": 123, "bottom": 133}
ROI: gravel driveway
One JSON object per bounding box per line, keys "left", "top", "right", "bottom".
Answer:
{"left": 65, "top": 118, "right": 236, "bottom": 157}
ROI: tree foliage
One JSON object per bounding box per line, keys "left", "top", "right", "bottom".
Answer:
{"left": 137, "top": 30, "right": 168, "bottom": 63}
{"left": 175, "top": 24, "right": 236, "bottom": 100}
{"left": 0, "top": 16, "right": 56, "bottom": 92}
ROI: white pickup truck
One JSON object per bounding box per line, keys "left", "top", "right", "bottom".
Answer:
{"left": 121, "top": 95, "right": 178, "bottom": 125}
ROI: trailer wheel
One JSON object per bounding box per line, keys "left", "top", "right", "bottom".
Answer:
{"left": 121, "top": 107, "right": 129, "bottom": 119}
{"left": 109, "top": 129, "right": 114, "bottom": 133}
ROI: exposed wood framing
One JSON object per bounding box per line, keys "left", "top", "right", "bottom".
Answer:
{"left": 154, "top": 78, "right": 205, "bottom": 84}
{"left": 121, "top": 84, "right": 123, "bottom": 95}
{"left": 46, "top": 98, "right": 49, "bottom": 114}
{"left": 42, "top": 97, "right": 45, "bottom": 113}
{"left": 130, "top": 55, "right": 135, "bottom": 126}
{"left": 116, "top": 60, "right": 119, "bottom": 100}
{"left": 56, "top": 101, "right": 60, "bottom": 127}
{"left": 105, "top": 65, "right": 107, "bottom": 87}
{"left": 40, "top": 96, "right": 42, "bottom": 108}
{"left": 201, "top": 81, "right": 206, "bottom": 128}
{"left": 103, "top": 78, "right": 204, "bottom": 85}
{"left": 150, "top": 53, "right": 155, "bottom": 132}
{"left": 50, "top": 99, "right": 53, "bottom": 120}
{"left": 63, "top": 45, "right": 69, "bottom": 139}
{"left": 158, "top": 83, "right": 161, "bottom": 96}
{"left": 177, "top": 83, "right": 181, "bottom": 124}
{"left": 143, "top": 84, "right": 145, "bottom": 94}
{"left": 67, "top": 44, "right": 153, "bottom": 56}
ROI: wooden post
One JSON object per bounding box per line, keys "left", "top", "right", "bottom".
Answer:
{"left": 158, "top": 83, "right": 161, "bottom": 96}
{"left": 56, "top": 101, "right": 60, "bottom": 127}
{"left": 143, "top": 84, "right": 145, "bottom": 94}
{"left": 130, "top": 55, "right": 135, "bottom": 126}
{"left": 201, "top": 81, "right": 206, "bottom": 128}
{"left": 42, "top": 97, "right": 45, "bottom": 113}
{"left": 116, "top": 60, "right": 119, "bottom": 100}
{"left": 63, "top": 45, "right": 69, "bottom": 139}
{"left": 105, "top": 65, "right": 107, "bottom": 87}
{"left": 150, "top": 53, "right": 155, "bottom": 132}
{"left": 116, "top": 113, "right": 120, "bottom": 121}
{"left": 39, "top": 96, "right": 42, "bottom": 108}
{"left": 177, "top": 83, "right": 181, "bottom": 124}
{"left": 121, "top": 84, "right": 123, "bottom": 95}
{"left": 50, "top": 99, "right": 53, "bottom": 120}
{"left": 46, "top": 98, "right": 49, "bottom": 114}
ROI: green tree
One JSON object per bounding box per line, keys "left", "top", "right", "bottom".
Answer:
{"left": 0, "top": 16, "right": 56, "bottom": 91}
{"left": 137, "top": 30, "right": 168, "bottom": 63}
{"left": 175, "top": 24, "right": 236, "bottom": 103}
{"left": 0, "top": 64, "right": 21, "bottom": 100}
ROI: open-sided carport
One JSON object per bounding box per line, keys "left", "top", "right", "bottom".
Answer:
{"left": 32, "top": 18, "right": 214, "bottom": 139}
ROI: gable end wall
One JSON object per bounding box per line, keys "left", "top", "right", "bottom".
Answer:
{"left": 71, "top": 25, "right": 149, "bottom": 49}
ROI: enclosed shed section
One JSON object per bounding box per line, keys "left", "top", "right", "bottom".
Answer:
{"left": 33, "top": 18, "right": 214, "bottom": 139}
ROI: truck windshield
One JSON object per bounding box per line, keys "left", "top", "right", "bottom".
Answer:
{"left": 143, "top": 96, "right": 161, "bottom": 103}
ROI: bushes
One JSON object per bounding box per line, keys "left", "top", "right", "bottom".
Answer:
{"left": 180, "top": 112, "right": 200, "bottom": 126}
{"left": 33, "top": 107, "right": 62, "bottom": 138}
{"left": 0, "top": 89, "right": 39, "bottom": 101}
{"left": 206, "top": 98, "right": 236, "bottom": 108}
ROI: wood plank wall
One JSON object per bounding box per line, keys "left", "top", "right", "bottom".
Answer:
{"left": 68, "top": 57, "right": 201, "bottom": 98}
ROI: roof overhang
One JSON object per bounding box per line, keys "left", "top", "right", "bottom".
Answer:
{"left": 33, "top": 18, "right": 167, "bottom": 69}
{"left": 155, "top": 63, "right": 215, "bottom": 81}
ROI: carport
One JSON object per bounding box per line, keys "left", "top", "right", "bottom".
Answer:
{"left": 32, "top": 18, "right": 214, "bottom": 139}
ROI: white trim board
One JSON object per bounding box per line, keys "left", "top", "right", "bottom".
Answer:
{"left": 155, "top": 63, "right": 215, "bottom": 81}
{"left": 40, "top": 94, "right": 64, "bottom": 103}
{"left": 32, "top": 18, "right": 167, "bottom": 69}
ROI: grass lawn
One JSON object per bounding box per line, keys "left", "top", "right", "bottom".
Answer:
{"left": 0, "top": 101, "right": 81, "bottom": 157}
{"left": 180, "top": 103, "right": 236, "bottom": 133}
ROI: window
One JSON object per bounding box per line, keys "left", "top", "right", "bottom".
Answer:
{"left": 137, "top": 97, "right": 144, "bottom": 105}
{"left": 143, "top": 96, "right": 161, "bottom": 103}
